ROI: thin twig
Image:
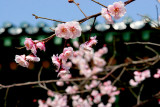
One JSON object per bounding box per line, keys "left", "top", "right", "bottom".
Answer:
{"left": 129, "top": 87, "right": 138, "bottom": 99}
{"left": 108, "top": 36, "right": 116, "bottom": 66}
{"left": 112, "top": 67, "right": 126, "bottom": 85}
{"left": 0, "top": 54, "right": 159, "bottom": 89}
{"left": 78, "top": 0, "right": 134, "bottom": 23}
{"left": 137, "top": 84, "right": 144, "bottom": 104}
{"left": 89, "top": 16, "right": 97, "bottom": 38}
{"left": 73, "top": 1, "right": 87, "bottom": 18}
{"left": 32, "top": 14, "right": 66, "bottom": 23}
{"left": 133, "top": 91, "right": 160, "bottom": 107}
{"left": 91, "top": 0, "right": 108, "bottom": 8}
{"left": 38, "top": 66, "right": 49, "bottom": 90}
{"left": 4, "top": 88, "right": 9, "bottom": 107}
{"left": 125, "top": 42, "right": 160, "bottom": 47}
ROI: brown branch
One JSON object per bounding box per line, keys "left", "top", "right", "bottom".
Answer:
{"left": 32, "top": 14, "right": 66, "bottom": 23}
{"left": 124, "top": 0, "right": 135, "bottom": 6}
{"left": 91, "top": 0, "right": 108, "bottom": 8}
{"left": 125, "top": 42, "right": 160, "bottom": 47}
{"left": 1, "top": 50, "right": 159, "bottom": 89}
{"left": 137, "top": 84, "right": 144, "bottom": 104}
{"left": 133, "top": 91, "right": 160, "bottom": 107}
{"left": 73, "top": 1, "right": 87, "bottom": 18}
{"left": 78, "top": 0, "right": 134, "bottom": 23}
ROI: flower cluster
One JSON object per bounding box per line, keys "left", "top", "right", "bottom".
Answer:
{"left": 65, "top": 85, "right": 79, "bottom": 94}
{"left": 15, "top": 38, "right": 45, "bottom": 67}
{"left": 101, "top": 1, "right": 126, "bottom": 24}
{"left": 51, "top": 47, "right": 74, "bottom": 76}
{"left": 153, "top": 69, "right": 160, "bottom": 78}
{"left": 24, "top": 38, "right": 45, "bottom": 56}
{"left": 38, "top": 91, "right": 68, "bottom": 107}
{"left": 72, "top": 95, "right": 93, "bottom": 107}
{"left": 129, "top": 70, "right": 151, "bottom": 87}
{"left": 55, "top": 21, "right": 82, "bottom": 39}
{"left": 70, "top": 36, "right": 107, "bottom": 77}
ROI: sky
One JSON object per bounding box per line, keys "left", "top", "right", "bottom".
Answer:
{"left": 0, "top": 0, "right": 159, "bottom": 27}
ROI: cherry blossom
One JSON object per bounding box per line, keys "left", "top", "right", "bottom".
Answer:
{"left": 66, "top": 21, "right": 82, "bottom": 39}
{"left": 108, "top": 1, "right": 126, "bottom": 19}
{"left": 51, "top": 54, "right": 61, "bottom": 72}
{"left": 65, "top": 85, "right": 79, "bottom": 94}
{"left": 55, "top": 23, "right": 70, "bottom": 39}
{"left": 101, "top": 8, "right": 114, "bottom": 24}
{"left": 55, "top": 21, "right": 82, "bottom": 39}
{"left": 26, "top": 55, "right": 40, "bottom": 62}
{"left": 129, "top": 70, "right": 151, "bottom": 87}
{"left": 153, "top": 69, "right": 160, "bottom": 78}
{"left": 36, "top": 42, "right": 46, "bottom": 52}
{"left": 15, "top": 55, "right": 29, "bottom": 68}
{"left": 24, "top": 38, "right": 34, "bottom": 50}
{"left": 60, "top": 47, "right": 74, "bottom": 61}
{"left": 31, "top": 44, "right": 37, "bottom": 56}
{"left": 80, "top": 36, "right": 98, "bottom": 51}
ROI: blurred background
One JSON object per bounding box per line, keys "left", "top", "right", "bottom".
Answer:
{"left": 0, "top": 0, "right": 160, "bottom": 107}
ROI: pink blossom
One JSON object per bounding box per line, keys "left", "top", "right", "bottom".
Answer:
{"left": 153, "top": 73, "right": 160, "bottom": 78}
{"left": 31, "top": 44, "right": 37, "bottom": 56}
{"left": 91, "top": 90, "right": 99, "bottom": 96}
{"left": 26, "top": 55, "right": 40, "bottom": 62}
{"left": 66, "top": 21, "right": 82, "bottom": 39}
{"left": 55, "top": 23, "right": 70, "bottom": 39}
{"left": 60, "top": 47, "right": 74, "bottom": 61}
{"left": 93, "top": 94, "right": 101, "bottom": 104}
{"left": 24, "top": 38, "right": 34, "bottom": 50}
{"left": 36, "top": 42, "right": 46, "bottom": 52}
{"left": 129, "top": 79, "right": 138, "bottom": 87}
{"left": 60, "top": 73, "right": 72, "bottom": 80}
{"left": 153, "top": 69, "right": 160, "bottom": 78}
{"left": 93, "top": 56, "right": 106, "bottom": 67}
{"left": 80, "top": 36, "right": 98, "bottom": 51}
{"left": 106, "top": 103, "right": 112, "bottom": 107}
{"left": 38, "top": 100, "right": 48, "bottom": 107}
{"left": 90, "top": 80, "right": 99, "bottom": 88}
{"left": 98, "top": 103, "right": 106, "bottom": 107}
{"left": 15, "top": 55, "right": 29, "bottom": 68}
{"left": 157, "top": 69, "right": 160, "bottom": 74}
{"left": 56, "top": 81, "right": 64, "bottom": 86}
{"left": 47, "top": 90, "right": 54, "bottom": 97}
{"left": 73, "top": 41, "right": 79, "bottom": 48}
{"left": 101, "top": 8, "right": 113, "bottom": 24}
{"left": 108, "top": 1, "right": 126, "bottom": 19}
{"left": 142, "top": 70, "right": 151, "bottom": 78}
{"left": 55, "top": 21, "right": 82, "bottom": 39}
{"left": 57, "top": 69, "right": 70, "bottom": 77}
{"left": 88, "top": 36, "right": 98, "bottom": 47}
{"left": 108, "top": 96, "right": 116, "bottom": 103}
{"left": 72, "top": 95, "right": 80, "bottom": 100}
{"left": 134, "top": 71, "right": 141, "bottom": 76}
{"left": 65, "top": 85, "right": 78, "bottom": 94}
{"left": 51, "top": 54, "right": 61, "bottom": 72}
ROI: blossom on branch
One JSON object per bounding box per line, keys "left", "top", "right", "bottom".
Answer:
{"left": 108, "top": 1, "right": 126, "bottom": 19}
{"left": 15, "top": 55, "right": 29, "bottom": 68}
{"left": 55, "top": 21, "right": 82, "bottom": 39}
{"left": 101, "top": 8, "right": 113, "bottom": 24}
{"left": 26, "top": 55, "right": 40, "bottom": 62}
{"left": 24, "top": 38, "right": 34, "bottom": 50}
{"left": 36, "top": 42, "right": 46, "bottom": 52}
